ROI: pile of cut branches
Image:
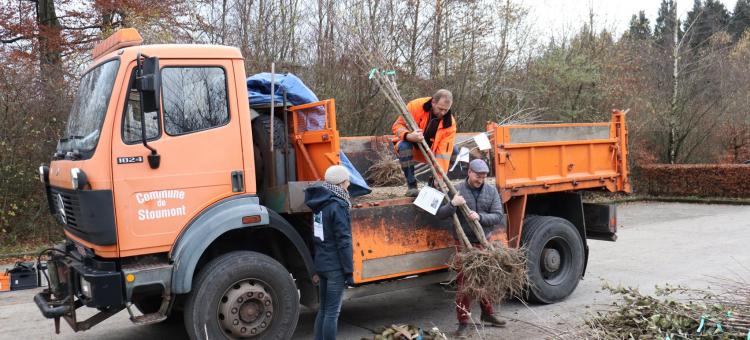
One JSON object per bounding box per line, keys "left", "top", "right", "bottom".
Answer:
{"left": 362, "top": 324, "right": 448, "bottom": 340}
{"left": 449, "top": 242, "right": 528, "bottom": 303}
{"left": 584, "top": 279, "right": 750, "bottom": 339}
{"left": 365, "top": 143, "right": 405, "bottom": 187}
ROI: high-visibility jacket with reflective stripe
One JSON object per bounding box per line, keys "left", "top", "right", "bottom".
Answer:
{"left": 392, "top": 97, "right": 457, "bottom": 171}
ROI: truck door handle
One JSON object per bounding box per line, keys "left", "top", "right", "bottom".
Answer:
{"left": 231, "top": 171, "right": 244, "bottom": 192}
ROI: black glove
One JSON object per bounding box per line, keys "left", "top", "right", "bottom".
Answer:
{"left": 345, "top": 273, "right": 354, "bottom": 286}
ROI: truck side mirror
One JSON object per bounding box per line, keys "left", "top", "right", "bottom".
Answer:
{"left": 137, "top": 56, "right": 161, "bottom": 113}
{"left": 136, "top": 53, "right": 161, "bottom": 169}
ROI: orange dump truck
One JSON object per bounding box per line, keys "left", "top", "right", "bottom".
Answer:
{"left": 34, "top": 29, "right": 630, "bottom": 339}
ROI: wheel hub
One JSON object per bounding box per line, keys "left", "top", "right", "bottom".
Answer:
{"left": 542, "top": 248, "right": 561, "bottom": 272}
{"left": 218, "top": 280, "right": 274, "bottom": 338}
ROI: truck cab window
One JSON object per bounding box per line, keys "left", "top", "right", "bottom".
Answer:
{"left": 123, "top": 69, "right": 161, "bottom": 144}
{"left": 161, "top": 67, "right": 229, "bottom": 135}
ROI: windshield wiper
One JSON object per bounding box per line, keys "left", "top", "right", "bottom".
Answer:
{"left": 55, "top": 135, "right": 84, "bottom": 160}
{"left": 65, "top": 150, "right": 82, "bottom": 160}
{"left": 59, "top": 135, "right": 84, "bottom": 142}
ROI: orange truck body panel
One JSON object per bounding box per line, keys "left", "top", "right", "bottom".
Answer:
{"left": 290, "top": 100, "right": 341, "bottom": 181}
{"left": 492, "top": 111, "right": 631, "bottom": 201}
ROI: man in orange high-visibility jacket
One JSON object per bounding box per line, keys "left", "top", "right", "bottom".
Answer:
{"left": 392, "top": 89, "right": 457, "bottom": 197}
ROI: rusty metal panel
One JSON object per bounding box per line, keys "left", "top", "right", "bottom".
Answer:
{"left": 361, "top": 248, "right": 454, "bottom": 279}
{"left": 508, "top": 125, "right": 610, "bottom": 144}
{"left": 350, "top": 200, "right": 509, "bottom": 282}
{"left": 350, "top": 202, "right": 457, "bottom": 283}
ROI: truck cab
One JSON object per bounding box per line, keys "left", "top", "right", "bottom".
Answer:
{"left": 36, "top": 28, "right": 319, "bottom": 339}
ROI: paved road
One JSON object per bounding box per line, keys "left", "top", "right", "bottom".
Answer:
{"left": 1, "top": 202, "right": 748, "bottom": 339}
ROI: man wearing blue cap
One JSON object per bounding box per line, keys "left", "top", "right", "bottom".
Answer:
{"left": 436, "top": 158, "right": 506, "bottom": 337}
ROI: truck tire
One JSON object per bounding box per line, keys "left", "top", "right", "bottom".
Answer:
{"left": 252, "top": 114, "right": 288, "bottom": 192}
{"left": 521, "top": 215, "right": 584, "bottom": 303}
{"left": 184, "top": 251, "right": 299, "bottom": 340}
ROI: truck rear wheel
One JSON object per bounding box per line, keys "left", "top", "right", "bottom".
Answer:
{"left": 521, "top": 215, "right": 584, "bottom": 303}
{"left": 184, "top": 251, "right": 299, "bottom": 339}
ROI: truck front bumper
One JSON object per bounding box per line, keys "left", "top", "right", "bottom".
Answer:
{"left": 33, "top": 243, "right": 125, "bottom": 333}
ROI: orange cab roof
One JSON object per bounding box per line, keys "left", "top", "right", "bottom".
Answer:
{"left": 92, "top": 28, "right": 143, "bottom": 60}
{"left": 122, "top": 44, "right": 244, "bottom": 60}
{"left": 91, "top": 29, "right": 244, "bottom": 64}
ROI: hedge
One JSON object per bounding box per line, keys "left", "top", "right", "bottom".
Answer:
{"left": 637, "top": 164, "right": 750, "bottom": 198}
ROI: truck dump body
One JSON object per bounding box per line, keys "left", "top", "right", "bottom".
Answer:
{"left": 341, "top": 111, "right": 629, "bottom": 283}
{"left": 493, "top": 111, "right": 631, "bottom": 201}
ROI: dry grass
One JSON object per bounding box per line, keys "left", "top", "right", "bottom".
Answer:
{"left": 449, "top": 242, "right": 529, "bottom": 304}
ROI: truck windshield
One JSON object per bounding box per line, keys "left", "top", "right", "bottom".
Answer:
{"left": 57, "top": 59, "right": 120, "bottom": 157}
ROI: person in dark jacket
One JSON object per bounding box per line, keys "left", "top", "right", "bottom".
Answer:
{"left": 435, "top": 159, "right": 506, "bottom": 337}
{"left": 304, "top": 165, "right": 353, "bottom": 340}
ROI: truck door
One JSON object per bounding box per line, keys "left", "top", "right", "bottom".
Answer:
{"left": 111, "top": 59, "right": 244, "bottom": 256}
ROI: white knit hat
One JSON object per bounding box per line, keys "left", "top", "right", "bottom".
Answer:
{"left": 324, "top": 165, "right": 350, "bottom": 185}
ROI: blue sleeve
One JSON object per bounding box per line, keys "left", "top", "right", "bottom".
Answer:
{"left": 329, "top": 204, "right": 354, "bottom": 274}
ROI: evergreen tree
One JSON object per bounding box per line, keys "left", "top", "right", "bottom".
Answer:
{"left": 730, "top": 0, "right": 750, "bottom": 40}
{"left": 626, "top": 10, "right": 652, "bottom": 40}
{"left": 685, "top": 0, "right": 730, "bottom": 49}
{"left": 655, "top": 0, "right": 680, "bottom": 48}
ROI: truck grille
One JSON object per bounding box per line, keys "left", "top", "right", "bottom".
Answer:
{"left": 45, "top": 186, "right": 116, "bottom": 245}
{"left": 50, "top": 188, "right": 81, "bottom": 229}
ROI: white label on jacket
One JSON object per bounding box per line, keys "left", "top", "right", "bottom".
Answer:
{"left": 313, "top": 212, "right": 324, "bottom": 241}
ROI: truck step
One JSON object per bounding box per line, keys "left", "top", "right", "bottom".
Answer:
{"left": 130, "top": 312, "right": 167, "bottom": 326}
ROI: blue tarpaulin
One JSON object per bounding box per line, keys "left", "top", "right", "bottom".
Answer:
{"left": 340, "top": 151, "right": 371, "bottom": 197}
{"left": 247, "top": 73, "right": 371, "bottom": 197}
{"left": 246, "top": 73, "right": 319, "bottom": 107}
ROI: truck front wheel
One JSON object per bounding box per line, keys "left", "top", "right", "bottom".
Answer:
{"left": 184, "top": 251, "right": 299, "bottom": 339}
{"left": 521, "top": 216, "right": 585, "bottom": 303}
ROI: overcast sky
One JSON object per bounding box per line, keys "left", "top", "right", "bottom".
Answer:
{"left": 524, "top": 0, "right": 739, "bottom": 38}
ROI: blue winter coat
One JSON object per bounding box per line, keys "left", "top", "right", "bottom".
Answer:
{"left": 304, "top": 185, "right": 354, "bottom": 275}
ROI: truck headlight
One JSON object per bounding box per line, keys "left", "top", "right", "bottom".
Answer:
{"left": 80, "top": 277, "right": 92, "bottom": 298}
{"left": 71, "top": 168, "right": 80, "bottom": 189}
{"left": 39, "top": 165, "right": 49, "bottom": 184}
{"left": 70, "top": 168, "right": 88, "bottom": 189}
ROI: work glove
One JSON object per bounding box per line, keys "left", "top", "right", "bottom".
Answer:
{"left": 345, "top": 273, "right": 355, "bottom": 286}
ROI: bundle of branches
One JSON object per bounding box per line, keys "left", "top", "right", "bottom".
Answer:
{"left": 362, "top": 324, "right": 448, "bottom": 340}
{"left": 584, "top": 281, "right": 750, "bottom": 339}
{"left": 449, "top": 242, "right": 528, "bottom": 303}
{"left": 365, "top": 142, "right": 405, "bottom": 187}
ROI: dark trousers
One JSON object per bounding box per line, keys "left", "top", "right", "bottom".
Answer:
{"left": 397, "top": 141, "right": 418, "bottom": 186}
{"left": 454, "top": 241, "right": 495, "bottom": 324}
{"left": 397, "top": 141, "right": 460, "bottom": 186}
{"left": 314, "top": 270, "right": 346, "bottom": 340}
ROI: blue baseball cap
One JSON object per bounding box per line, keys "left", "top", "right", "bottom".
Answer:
{"left": 469, "top": 159, "right": 490, "bottom": 173}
